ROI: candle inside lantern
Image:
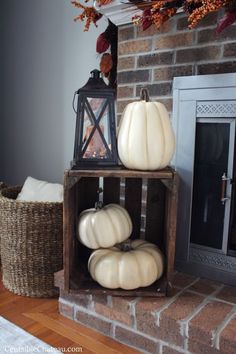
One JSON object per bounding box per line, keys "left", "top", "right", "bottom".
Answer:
{"left": 84, "top": 124, "right": 106, "bottom": 158}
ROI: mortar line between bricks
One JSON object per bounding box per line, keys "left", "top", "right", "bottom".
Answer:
{"left": 183, "top": 284, "right": 225, "bottom": 301}
{"left": 118, "top": 49, "right": 173, "bottom": 58}
{"left": 134, "top": 25, "right": 137, "bottom": 40}
{"left": 185, "top": 286, "right": 236, "bottom": 307}
{"left": 119, "top": 57, "right": 234, "bottom": 72}
{"left": 72, "top": 302, "right": 75, "bottom": 320}
{"left": 88, "top": 297, "right": 95, "bottom": 311}
{"left": 188, "top": 57, "right": 236, "bottom": 65}
{"left": 114, "top": 335, "right": 148, "bottom": 354}
{"left": 111, "top": 322, "right": 116, "bottom": 338}
{"left": 175, "top": 58, "right": 235, "bottom": 66}
{"left": 59, "top": 297, "right": 75, "bottom": 307}
{"left": 154, "top": 277, "right": 200, "bottom": 326}
{"left": 159, "top": 342, "right": 163, "bottom": 354}
{"left": 134, "top": 55, "right": 138, "bottom": 70}
{"left": 117, "top": 62, "right": 205, "bottom": 73}
{"left": 173, "top": 50, "right": 177, "bottom": 65}
{"left": 130, "top": 301, "right": 137, "bottom": 329}
{"left": 211, "top": 296, "right": 236, "bottom": 306}
{"left": 179, "top": 284, "right": 225, "bottom": 339}
{"left": 183, "top": 337, "right": 189, "bottom": 352}
{"left": 213, "top": 305, "right": 236, "bottom": 350}
{"left": 219, "top": 43, "right": 224, "bottom": 60}
{"left": 167, "top": 42, "right": 219, "bottom": 50}
{"left": 158, "top": 339, "right": 190, "bottom": 354}
{"left": 107, "top": 295, "right": 112, "bottom": 307}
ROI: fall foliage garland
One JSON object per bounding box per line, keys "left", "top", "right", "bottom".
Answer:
{"left": 72, "top": 0, "right": 236, "bottom": 87}
{"left": 72, "top": 0, "right": 236, "bottom": 32}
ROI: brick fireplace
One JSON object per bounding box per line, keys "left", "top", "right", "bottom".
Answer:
{"left": 57, "top": 10, "right": 236, "bottom": 354}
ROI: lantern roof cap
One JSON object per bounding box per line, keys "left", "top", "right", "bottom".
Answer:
{"left": 78, "top": 69, "right": 113, "bottom": 93}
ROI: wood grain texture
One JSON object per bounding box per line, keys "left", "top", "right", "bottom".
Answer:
{"left": 0, "top": 276, "right": 140, "bottom": 354}
{"left": 69, "top": 167, "right": 174, "bottom": 179}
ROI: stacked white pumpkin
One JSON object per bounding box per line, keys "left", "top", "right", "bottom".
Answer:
{"left": 77, "top": 202, "right": 164, "bottom": 290}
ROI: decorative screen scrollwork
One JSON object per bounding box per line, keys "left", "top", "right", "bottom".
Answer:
{"left": 197, "top": 101, "right": 236, "bottom": 118}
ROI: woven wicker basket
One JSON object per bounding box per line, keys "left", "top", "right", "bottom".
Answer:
{"left": 0, "top": 186, "right": 63, "bottom": 297}
{"left": 0, "top": 182, "right": 8, "bottom": 266}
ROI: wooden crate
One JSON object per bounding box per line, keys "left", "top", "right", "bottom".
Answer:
{"left": 63, "top": 167, "right": 178, "bottom": 297}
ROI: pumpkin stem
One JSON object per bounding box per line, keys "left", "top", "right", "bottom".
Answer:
{"left": 140, "top": 87, "right": 150, "bottom": 102}
{"left": 118, "top": 239, "right": 133, "bottom": 252}
{"left": 95, "top": 201, "right": 103, "bottom": 210}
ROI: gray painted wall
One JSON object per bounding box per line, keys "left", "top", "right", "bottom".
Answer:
{"left": 0, "top": 0, "right": 107, "bottom": 184}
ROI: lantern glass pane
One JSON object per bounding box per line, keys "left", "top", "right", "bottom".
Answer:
{"left": 82, "top": 97, "right": 112, "bottom": 159}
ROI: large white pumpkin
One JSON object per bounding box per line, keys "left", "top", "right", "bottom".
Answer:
{"left": 88, "top": 239, "right": 164, "bottom": 289}
{"left": 117, "top": 88, "right": 175, "bottom": 170}
{"left": 77, "top": 203, "right": 132, "bottom": 249}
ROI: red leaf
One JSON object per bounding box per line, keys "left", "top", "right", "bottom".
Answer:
{"left": 100, "top": 53, "right": 113, "bottom": 74}
{"left": 96, "top": 32, "right": 110, "bottom": 53}
{"left": 216, "top": 10, "right": 236, "bottom": 34}
{"left": 142, "top": 9, "right": 152, "bottom": 31}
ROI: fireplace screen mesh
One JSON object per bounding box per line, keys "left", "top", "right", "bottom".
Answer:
{"left": 191, "top": 122, "right": 229, "bottom": 250}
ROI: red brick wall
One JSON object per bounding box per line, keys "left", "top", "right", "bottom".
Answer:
{"left": 117, "top": 12, "right": 236, "bottom": 120}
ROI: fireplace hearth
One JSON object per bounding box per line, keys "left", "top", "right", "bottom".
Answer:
{"left": 173, "top": 73, "right": 236, "bottom": 286}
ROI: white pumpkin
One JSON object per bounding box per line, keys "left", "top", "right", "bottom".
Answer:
{"left": 88, "top": 239, "right": 164, "bottom": 290}
{"left": 77, "top": 203, "right": 132, "bottom": 249}
{"left": 117, "top": 88, "right": 175, "bottom": 170}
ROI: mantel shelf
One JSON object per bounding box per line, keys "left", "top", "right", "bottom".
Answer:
{"left": 94, "top": 0, "right": 138, "bottom": 26}
{"left": 94, "top": 1, "right": 184, "bottom": 27}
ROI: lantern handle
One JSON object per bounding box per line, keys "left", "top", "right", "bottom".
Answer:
{"left": 140, "top": 87, "right": 150, "bottom": 102}
{"left": 72, "top": 90, "right": 78, "bottom": 114}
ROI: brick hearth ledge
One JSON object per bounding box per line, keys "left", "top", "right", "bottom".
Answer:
{"left": 55, "top": 271, "right": 236, "bottom": 354}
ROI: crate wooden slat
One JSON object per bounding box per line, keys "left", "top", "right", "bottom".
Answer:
{"left": 125, "top": 178, "right": 142, "bottom": 240}
{"left": 69, "top": 166, "right": 174, "bottom": 179}
{"left": 62, "top": 167, "right": 179, "bottom": 296}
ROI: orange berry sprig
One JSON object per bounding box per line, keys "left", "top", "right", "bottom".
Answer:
{"left": 151, "top": 7, "right": 177, "bottom": 29}
{"left": 186, "top": 0, "right": 230, "bottom": 28}
{"left": 71, "top": 1, "right": 102, "bottom": 31}
{"left": 96, "top": 0, "right": 113, "bottom": 5}
{"left": 133, "top": 0, "right": 178, "bottom": 30}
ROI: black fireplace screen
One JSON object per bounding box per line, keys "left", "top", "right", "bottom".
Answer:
{"left": 191, "top": 121, "right": 236, "bottom": 255}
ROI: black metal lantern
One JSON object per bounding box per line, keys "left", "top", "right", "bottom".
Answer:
{"left": 71, "top": 69, "right": 118, "bottom": 169}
